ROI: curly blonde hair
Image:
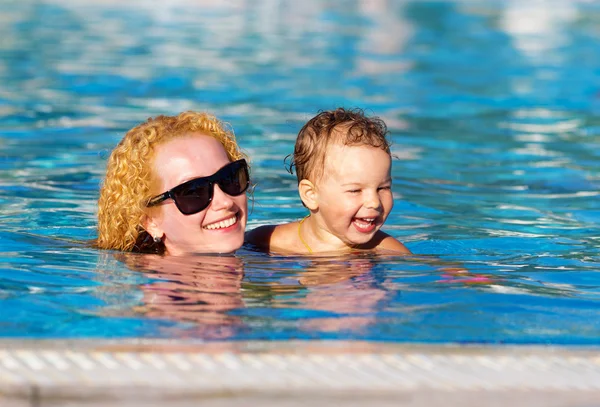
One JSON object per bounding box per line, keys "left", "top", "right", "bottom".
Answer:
{"left": 97, "top": 111, "right": 247, "bottom": 253}
{"left": 287, "top": 108, "right": 391, "bottom": 184}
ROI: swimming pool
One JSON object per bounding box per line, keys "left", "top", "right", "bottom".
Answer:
{"left": 1, "top": 0, "right": 600, "bottom": 344}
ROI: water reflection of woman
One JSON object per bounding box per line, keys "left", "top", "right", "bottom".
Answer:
{"left": 117, "top": 252, "right": 246, "bottom": 340}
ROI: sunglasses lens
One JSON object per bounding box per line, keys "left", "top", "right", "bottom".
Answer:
{"left": 219, "top": 161, "right": 249, "bottom": 196}
{"left": 172, "top": 180, "right": 212, "bottom": 215}
{"left": 166, "top": 160, "right": 249, "bottom": 215}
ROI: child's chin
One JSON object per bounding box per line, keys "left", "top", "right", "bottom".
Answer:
{"left": 348, "top": 234, "right": 376, "bottom": 246}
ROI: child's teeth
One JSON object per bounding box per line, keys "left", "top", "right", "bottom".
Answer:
{"left": 354, "top": 218, "right": 373, "bottom": 227}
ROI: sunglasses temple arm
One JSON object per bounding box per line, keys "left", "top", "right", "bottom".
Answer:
{"left": 147, "top": 192, "right": 170, "bottom": 207}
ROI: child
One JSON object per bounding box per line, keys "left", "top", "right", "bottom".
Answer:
{"left": 247, "top": 108, "right": 411, "bottom": 255}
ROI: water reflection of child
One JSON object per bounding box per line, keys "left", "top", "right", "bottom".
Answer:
{"left": 247, "top": 108, "right": 411, "bottom": 255}
{"left": 271, "top": 255, "right": 391, "bottom": 334}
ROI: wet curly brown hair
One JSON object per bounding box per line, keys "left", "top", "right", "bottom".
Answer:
{"left": 96, "top": 111, "right": 247, "bottom": 253}
{"left": 286, "top": 107, "right": 391, "bottom": 184}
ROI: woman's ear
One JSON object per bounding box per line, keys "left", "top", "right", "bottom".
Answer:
{"left": 142, "top": 213, "right": 164, "bottom": 241}
{"left": 298, "top": 179, "right": 319, "bottom": 210}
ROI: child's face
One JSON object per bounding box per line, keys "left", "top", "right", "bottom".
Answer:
{"left": 313, "top": 142, "right": 393, "bottom": 247}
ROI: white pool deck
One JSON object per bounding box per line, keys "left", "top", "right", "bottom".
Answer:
{"left": 1, "top": 340, "right": 600, "bottom": 406}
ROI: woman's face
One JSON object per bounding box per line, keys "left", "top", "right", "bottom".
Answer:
{"left": 144, "top": 133, "right": 248, "bottom": 255}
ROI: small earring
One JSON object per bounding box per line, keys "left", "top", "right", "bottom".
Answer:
{"left": 153, "top": 236, "right": 162, "bottom": 243}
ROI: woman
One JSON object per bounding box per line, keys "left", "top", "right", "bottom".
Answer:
{"left": 97, "top": 111, "right": 250, "bottom": 255}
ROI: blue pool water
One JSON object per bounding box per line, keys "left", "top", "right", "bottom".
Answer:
{"left": 1, "top": 0, "right": 600, "bottom": 343}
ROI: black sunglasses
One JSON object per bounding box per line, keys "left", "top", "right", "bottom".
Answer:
{"left": 147, "top": 159, "right": 250, "bottom": 215}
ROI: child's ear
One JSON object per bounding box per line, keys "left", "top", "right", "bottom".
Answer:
{"left": 298, "top": 179, "right": 319, "bottom": 210}
{"left": 142, "top": 213, "right": 164, "bottom": 241}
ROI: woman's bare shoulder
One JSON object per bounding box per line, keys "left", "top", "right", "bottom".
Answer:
{"left": 245, "top": 222, "right": 300, "bottom": 252}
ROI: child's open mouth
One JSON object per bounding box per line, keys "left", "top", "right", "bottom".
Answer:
{"left": 352, "top": 217, "right": 376, "bottom": 233}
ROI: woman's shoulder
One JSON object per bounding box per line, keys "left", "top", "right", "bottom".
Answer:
{"left": 245, "top": 224, "right": 277, "bottom": 246}
{"left": 245, "top": 222, "right": 300, "bottom": 252}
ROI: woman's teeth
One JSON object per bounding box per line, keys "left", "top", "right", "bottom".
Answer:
{"left": 203, "top": 215, "right": 237, "bottom": 230}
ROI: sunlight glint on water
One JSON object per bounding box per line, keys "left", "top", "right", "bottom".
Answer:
{"left": 0, "top": 0, "right": 600, "bottom": 343}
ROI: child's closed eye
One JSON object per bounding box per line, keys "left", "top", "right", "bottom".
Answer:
{"left": 378, "top": 186, "right": 392, "bottom": 191}
{"left": 346, "top": 189, "right": 361, "bottom": 194}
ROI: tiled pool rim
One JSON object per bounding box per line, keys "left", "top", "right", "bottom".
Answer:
{"left": 1, "top": 340, "right": 600, "bottom": 406}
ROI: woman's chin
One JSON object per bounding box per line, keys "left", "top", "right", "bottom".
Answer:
{"left": 200, "top": 237, "right": 245, "bottom": 255}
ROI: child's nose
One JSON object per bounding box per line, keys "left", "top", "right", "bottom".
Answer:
{"left": 364, "top": 191, "right": 382, "bottom": 210}
{"left": 210, "top": 184, "right": 234, "bottom": 211}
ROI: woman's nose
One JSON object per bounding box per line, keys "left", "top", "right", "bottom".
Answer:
{"left": 210, "top": 184, "right": 234, "bottom": 211}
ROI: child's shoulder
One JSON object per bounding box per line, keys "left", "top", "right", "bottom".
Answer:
{"left": 245, "top": 222, "right": 301, "bottom": 252}
{"left": 370, "top": 230, "right": 412, "bottom": 254}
